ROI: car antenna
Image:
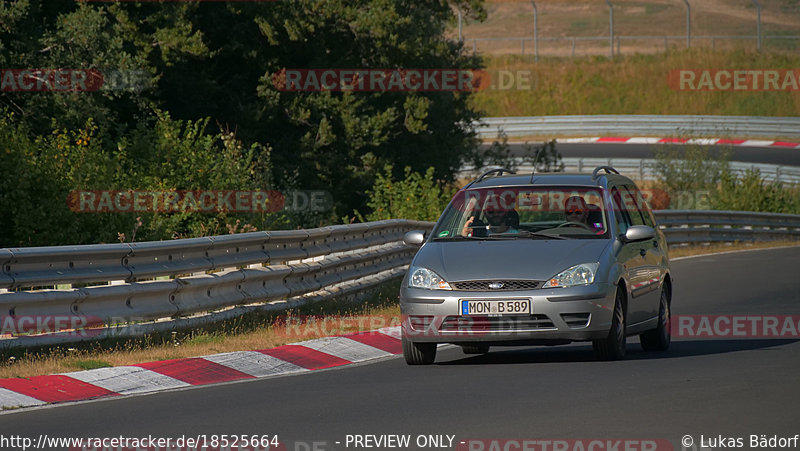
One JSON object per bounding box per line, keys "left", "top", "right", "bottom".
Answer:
{"left": 529, "top": 143, "right": 546, "bottom": 183}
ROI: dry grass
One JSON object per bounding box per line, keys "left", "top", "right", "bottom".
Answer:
{"left": 667, "top": 240, "right": 800, "bottom": 259}
{"left": 473, "top": 49, "right": 800, "bottom": 117}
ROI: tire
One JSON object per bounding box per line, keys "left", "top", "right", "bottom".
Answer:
{"left": 402, "top": 336, "right": 436, "bottom": 365}
{"left": 640, "top": 287, "right": 671, "bottom": 352}
{"left": 593, "top": 286, "right": 627, "bottom": 361}
{"left": 461, "top": 344, "right": 490, "bottom": 355}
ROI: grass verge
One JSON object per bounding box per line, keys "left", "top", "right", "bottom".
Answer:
{"left": 474, "top": 49, "right": 800, "bottom": 117}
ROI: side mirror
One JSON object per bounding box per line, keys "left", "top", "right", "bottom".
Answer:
{"left": 622, "top": 225, "right": 656, "bottom": 243}
{"left": 403, "top": 230, "right": 426, "bottom": 245}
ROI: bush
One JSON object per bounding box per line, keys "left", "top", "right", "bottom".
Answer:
{"left": 0, "top": 111, "right": 288, "bottom": 247}
{"left": 652, "top": 144, "right": 800, "bottom": 214}
{"left": 713, "top": 169, "right": 800, "bottom": 214}
{"left": 355, "top": 166, "right": 456, "bottom": 222}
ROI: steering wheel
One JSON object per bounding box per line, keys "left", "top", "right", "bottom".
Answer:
{"left": 555, "top": 221, "right": 593, "bottom": 231}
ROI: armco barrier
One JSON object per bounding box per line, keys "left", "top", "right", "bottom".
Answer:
{"left": 0, "top": 220, "right": 432, "bottom": 348}
{"left": 1, "top": 213, "right": 798, "bottom": 348}
{"left": 476, "top": 116, "right": 800, "bottom": 139}
{"left": 655, "top": 210, "right": 800, "bottom": 245}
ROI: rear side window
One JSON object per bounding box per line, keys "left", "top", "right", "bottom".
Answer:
{"left": 610, "top": 187, "right": 632, "bottom": 235}
{"left": 626, "top": 185, "right": 657, "bottom": 228}
{"left": 620, "top": 185, "right": 647, "bottom": 227}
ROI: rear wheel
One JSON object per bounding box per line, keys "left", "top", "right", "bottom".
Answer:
{"left": 593, "top": 286, "right": 627, "bottom": 360}
{"left": 640, "top": 287, "right": 671, "bottom": 352}
{"left": 461, "top": 344, "right": 490, "bottom": 355}
{"left": 402, "top": 336, "right": 436, "bottom": 365}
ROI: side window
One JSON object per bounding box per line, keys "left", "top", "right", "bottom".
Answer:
{"left": 628, "top": 185, "right": 657, "bottom": 228}
{"left": 620, "top": 185, "right": 647, "bottom": 226}
{"left": 610, "top": 186, "right": 632, "bottom": 235}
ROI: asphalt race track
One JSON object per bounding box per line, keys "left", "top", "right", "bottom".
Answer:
{"left": 503, "top": 143, "right": 800, "bottom": 167}
{"left": 3, "top": 246, "right": 800, "bottom": 451}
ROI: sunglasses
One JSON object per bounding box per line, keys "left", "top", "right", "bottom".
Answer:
{"left": 566, "top": 209, "right": 584, "bottom": 215}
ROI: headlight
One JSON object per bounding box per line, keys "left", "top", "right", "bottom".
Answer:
{"left": 408, "top": 267, "right": 452, "bottom": 290}
{"left": 544, "top": 263, "right": 599, "bottom": 288}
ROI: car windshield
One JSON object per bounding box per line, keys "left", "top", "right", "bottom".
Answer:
{"left": 432, "top": 185, "right": 609, "bottom": 240}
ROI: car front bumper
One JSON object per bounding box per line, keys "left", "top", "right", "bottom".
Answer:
{"left": 399, "top": 283, "right": 616, "bottom": 344}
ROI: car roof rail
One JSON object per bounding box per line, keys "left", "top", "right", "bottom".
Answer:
{"left": 591, "top": 165, "right": 620, "bottom": 180}
{"left": 468, "top": 168, "right": 516, "bottom": 187}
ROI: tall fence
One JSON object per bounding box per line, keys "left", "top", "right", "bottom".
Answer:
{"left": 0, "top": 212, "right": 798, "bottom": 348}
{"left": 456, "top": 1, "right": 800, "bottom": 58}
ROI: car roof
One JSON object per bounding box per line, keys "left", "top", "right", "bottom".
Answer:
{"left": 465, "top": 171, "right": 634, "bottom": 190}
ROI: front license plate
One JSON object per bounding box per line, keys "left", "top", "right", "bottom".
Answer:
{"left": 461, "top": 300, "right": 531, "bottom": 316}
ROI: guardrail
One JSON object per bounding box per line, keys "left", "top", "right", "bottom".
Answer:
{"left": 464, "top": 158, "right": 800, "bottom": 185}
{"left": 0, "top": 220, "right": 433, "bottom": 348}
{"left": 656, "top": 210, "right": 800, "bottom": 245}
{"left": 476, "top": 116, "right": 800, "bottom": 140}
{"left": 1, "top": 212, "right": 798, "bottom": 347}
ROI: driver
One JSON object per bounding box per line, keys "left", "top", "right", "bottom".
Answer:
{"left": 564, "top": 196, "right": 590, "bottom": 226}
{"left": 462, "top": 194, "right": 519, "bottom": 236}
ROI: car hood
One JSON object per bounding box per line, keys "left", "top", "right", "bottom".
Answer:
{"left": 412, "top": 239, "right": 612, "bottom": 282}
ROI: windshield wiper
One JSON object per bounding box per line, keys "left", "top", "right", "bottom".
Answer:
{"left": 514, "top": 231, "right": 569, "bottom": 240}
{"left": 431, "top": 235, "right": 488, "bottom": 241}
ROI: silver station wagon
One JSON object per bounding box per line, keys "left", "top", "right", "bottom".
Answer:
{"left": 399, "top": 166, "right": 672, "bottom": 365}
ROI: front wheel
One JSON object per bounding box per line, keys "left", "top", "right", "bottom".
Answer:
{"left": 402, "top": 336, "right": 436, "bottom": 365}
{"left": 640, "top": 287, "right": 671, "bottom": 352}
{"left": 593, "top": 286, "right": 627, "bottom": 360}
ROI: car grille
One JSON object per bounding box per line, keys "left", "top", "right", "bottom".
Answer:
{"left": 440, "top": 315, "right": 555, "bottom": 332}
{"left": 451, "top": 280, "right": 541, "bottom": 291}
{"left": 561, "top": 313, "right": 591, "bottom": 329}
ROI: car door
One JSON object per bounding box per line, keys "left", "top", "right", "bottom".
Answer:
{"left": 622, "top": 184, "right": 663, "bottom": 323}
{"left": 610, "top": 185, "right": 652, "bottom": 326}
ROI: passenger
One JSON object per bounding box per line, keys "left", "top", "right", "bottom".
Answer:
{"left": 564, "top": 196, "right": 590, "bottom": 226}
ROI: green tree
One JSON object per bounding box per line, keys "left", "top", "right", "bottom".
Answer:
{"left": 356, "top": 165, "right": 456, "bottom": 222}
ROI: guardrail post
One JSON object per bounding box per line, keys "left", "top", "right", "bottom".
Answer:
{"left": 605, "top": 0, "right": 615, "bottom": 58}
{"left": 531, "top": 0, "right": 539, "bottom": 62}
{"left": 572, "top": 37, "right": 576, "bottom": 57}
{"left": 752, "top": 0, "right": 762, "bottom": 51}
{"left": 682, "top": 0, "right": 691, "bottom": 48}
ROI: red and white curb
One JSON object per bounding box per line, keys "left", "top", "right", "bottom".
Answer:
{"left": 0, "top": 326, "right": 403, "bottom": 411}
{"left": 556, "top": 137, "right": 800, "bottom": 148}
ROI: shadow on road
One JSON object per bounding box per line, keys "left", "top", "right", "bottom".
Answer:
{"left": 436, "top": 338, "right": 799, "bottom": 365}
